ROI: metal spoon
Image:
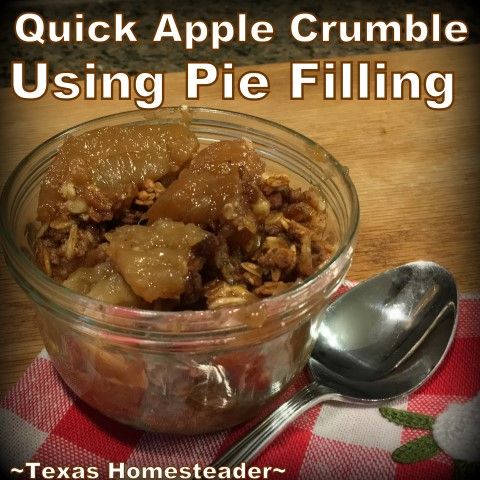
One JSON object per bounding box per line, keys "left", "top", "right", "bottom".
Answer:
{"left": 212, "top": 260, "right": 458, "bottom": 468}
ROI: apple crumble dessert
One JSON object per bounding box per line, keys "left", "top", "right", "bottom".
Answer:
{"left": 32, "top": 123, "right": 335, "bottom": 311}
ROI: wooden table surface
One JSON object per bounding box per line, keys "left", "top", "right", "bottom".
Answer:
{"left": 1, "top": 45, "right": 479, "bottom": 395}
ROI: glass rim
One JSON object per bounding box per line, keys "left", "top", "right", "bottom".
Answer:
{"left": 0, "top": 106, "right": 359, "bottom": 333}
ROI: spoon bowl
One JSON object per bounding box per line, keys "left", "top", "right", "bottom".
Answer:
{"left": 310, "top": 260, "right": 458, "bottom": 400}
{"left": 212, "top": 261, "right": 458, "bottom": 468}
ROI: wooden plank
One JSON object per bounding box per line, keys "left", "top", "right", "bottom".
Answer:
{"left": 0, "top": 45, "right": 478, "bottom": 394}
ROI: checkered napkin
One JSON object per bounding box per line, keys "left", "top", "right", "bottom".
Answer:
{"left": 1, "top": 286, "right": 479, "bottom": 480}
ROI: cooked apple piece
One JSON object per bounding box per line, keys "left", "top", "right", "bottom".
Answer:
{"left": 105, "top": 219, "right": 210, "bottom": 302}
{"left": 38, "top": 124, "right": 199, "bottom": 223}
{"left": 146, "top": 139, "right": 265, "bottom": 225}
{"left": 145, "top": 166, "right": 242, "bottom": 225}
{"left": 63, "top": 262, "right": 145, "bottom": 307}
{"left": 188, "top": 138, "right": 264, "bottom": 181}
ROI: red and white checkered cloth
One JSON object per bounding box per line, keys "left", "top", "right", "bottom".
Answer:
{"left": 1, "top": 285, "right": 479, "bottom": 480}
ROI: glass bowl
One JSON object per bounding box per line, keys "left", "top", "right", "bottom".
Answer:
{"left": 0, "top": 107, "right": 359, "bottom": 434}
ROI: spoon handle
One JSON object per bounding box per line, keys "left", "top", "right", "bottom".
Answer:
{"left": 210, "top": 382, "right": 336, "bottom": 469}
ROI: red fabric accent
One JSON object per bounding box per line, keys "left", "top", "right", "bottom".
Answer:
{"left": 407, "top": 394, "right": 467, "bottom": 418}
{"left": 301, "top": 438, "right": 395, "bottom": 479}
{"left": 395, "top": 457, "right": 453, "bottom": 480}
{"left": 1, "top": 357, "right": 74, "bottom": 432}
{"left": 52, "top": 400, "right": 142, "bottom": 462}
{"left": 32, "top": 435, "right": 111, "bottom": 479}
{"left": 456, "top": 297, "right": 480, "bottom": 338}
{"left": 415, "top": 337, "right": 480, "bottom": 397}
{"left": 127, "top": 430, "right": 226, "bottom": 468}
{"left": 254, "top": 427, "right": 313, "bottom": 480}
